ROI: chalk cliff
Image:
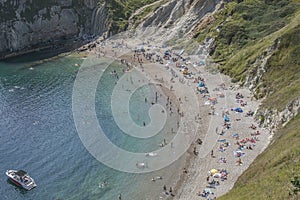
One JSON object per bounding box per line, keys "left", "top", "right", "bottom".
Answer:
{"left": 0, "top": 0, "right": 108, "bottom": 58}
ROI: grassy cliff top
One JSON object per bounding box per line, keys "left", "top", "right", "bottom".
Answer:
{"left": 196, "top": 0, "right": 300, "bottom": 111}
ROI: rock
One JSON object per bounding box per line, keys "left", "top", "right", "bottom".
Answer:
{"left": 257, "top": 97, "right": 300, "bottom": 136}
{"left": 244, "top": 39, "right": 280, "bottom": 92}
{"left": 0, "top": 0, "right": 108, "bottom": 59}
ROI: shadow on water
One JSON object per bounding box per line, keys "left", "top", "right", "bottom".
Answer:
{"left": 2, "top": 47, "right": 72, "bottom": 64}
{"left": 2, "top": 38, "right": 85, "bottom": 64}
{"left": 6, "top": 179, "right": 29, "bottom": 195}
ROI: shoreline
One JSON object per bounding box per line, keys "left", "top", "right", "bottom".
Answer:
{"left": 0, "top": 37, "right": 86, "bottom": 62}
{"left": 87, "top": 41, "right": 212, "bottom": 199}
{"left": 43, "top": 35, "right": 272, "bottom": 199}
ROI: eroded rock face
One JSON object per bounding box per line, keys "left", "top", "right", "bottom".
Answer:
{"left": 256, "top": 97, "right": 300, "bottom": 136}
{"left": 138, "top": 0, "right": 220, "bottom": 40}
{"left": 0, "top": 0, "right": 107, "bottom": 58}
{"left": 0, "top": 0, "right": 222, "bottom": 58}
{"left": 245, "top": 39, "right": 280, "bottom": 95}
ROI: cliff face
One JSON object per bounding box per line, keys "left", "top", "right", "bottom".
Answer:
{"left": 137, "top": 0, "right": 222, "bottom": 41}
{"left": 0, "top": 0, "right": 108, "bottom": 58}
{"left": 0, "top": 0, "right": 222, "bottom": 59}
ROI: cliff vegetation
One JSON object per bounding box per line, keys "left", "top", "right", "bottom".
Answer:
{"left": 218, "top": 113, "right": 300, "bottom": 200}
{"left": 196, "top": 0, "right": 300, "bottom": 111}
{"left": 103, "top": 0, "right": 160, "bottom": 33}
{"left": 192, "top": 1, "right": 300, "bottom": 199}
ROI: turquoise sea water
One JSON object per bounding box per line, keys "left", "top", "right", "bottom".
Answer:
{"left": 0, "top": 54, "right": 184, "bottom": 200}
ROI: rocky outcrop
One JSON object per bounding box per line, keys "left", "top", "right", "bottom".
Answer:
{"left": 240, "top": 38, "right": 299, "bottom": 134}
{"left": 257, "top": 97, "right": 300, "bottom": 135}
{"left": 244, "top": 39, "right": 280, "bottom": 95}
{"left": 0, "top": 0, "right": 108, "bottom": 59}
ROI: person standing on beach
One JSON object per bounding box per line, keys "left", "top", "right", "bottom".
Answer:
{"left": 237, "top": 158, "right": 243, "bottom": 166}
{"left": 193, "top": 147, "right": 198, "bottom": 155}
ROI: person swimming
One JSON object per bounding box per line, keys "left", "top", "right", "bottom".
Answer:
{"left": 98, "top": 181, "right": 108, "bottom": 188}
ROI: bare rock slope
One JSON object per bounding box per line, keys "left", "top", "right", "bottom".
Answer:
{"left": 137, "top": 0, "right": 223, "bottom": 41}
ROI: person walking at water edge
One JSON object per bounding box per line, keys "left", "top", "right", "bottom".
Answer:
{"left": 163, "top": 185, "right": 167, "bottom": 191}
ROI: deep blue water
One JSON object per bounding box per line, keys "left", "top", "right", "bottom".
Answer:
{"left": 0, "top": 55, "right": 182, "bottom": 200}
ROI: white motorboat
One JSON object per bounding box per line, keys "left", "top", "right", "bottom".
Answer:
{"left": 6, "top": 170, "right": 37, "bottom": 190}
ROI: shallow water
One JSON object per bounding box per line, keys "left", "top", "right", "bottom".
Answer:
{"left": 0, "top": 54, "right": 185, "bottom": 200}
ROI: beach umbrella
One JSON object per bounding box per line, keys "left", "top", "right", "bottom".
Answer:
{"left": 198, "top": 81, "right": 205, "bottom": 87}
{"left": 213, "top": 173, "right": 222, "bottom": 178}
{"left": 224, "top": 115, "right": 229, "bottom": 122}
{"left": 210, "top": 169, "right": 218, "bottom": 174}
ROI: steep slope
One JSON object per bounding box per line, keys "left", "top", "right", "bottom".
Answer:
{"left": 133, "top": 0, "right": 223, "bottom": 42}
{"left": 194, "top": 0, "right": 300, "bottom": 111}
{"left": 0, "top": 0, "right": 159, "bottom": 59}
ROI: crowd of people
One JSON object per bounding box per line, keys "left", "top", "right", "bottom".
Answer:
{"left": 85, "top": 39, "right": 264, "bottom": 200}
